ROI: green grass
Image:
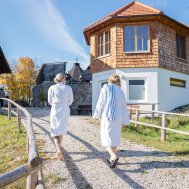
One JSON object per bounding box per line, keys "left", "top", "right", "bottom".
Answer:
{"left": 0, "top": 114, "right": 27, "bottom": 188}
{"left": 122, "top": 116, "right": 189, "bottom": 156}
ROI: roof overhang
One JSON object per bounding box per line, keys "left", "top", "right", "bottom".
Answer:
{"left": 84, "top": 14, "right": 189, "bottom": 46}
{"left": 0, "top": 47, "right": 11, "bottom": 74}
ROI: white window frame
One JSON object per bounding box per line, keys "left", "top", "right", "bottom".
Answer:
{"left": 127, "top": 77, "right": 147, "bottom": 103}
{"left": 97, "top": 31, "right": 110, "bottom": 58}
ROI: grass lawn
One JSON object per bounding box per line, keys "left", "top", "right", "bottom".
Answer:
{"left": 0, "top": 114, "right": 27, "bottom": 189}
{"left": 122, "top": 116, "right": 189, "bottom": 156}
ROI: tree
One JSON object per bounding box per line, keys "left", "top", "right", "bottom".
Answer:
{"left": 0, "top": 73, "right": 19, "bottom": 100}
{"left": 0, "top": 57, "right": 37, "bottom": 104}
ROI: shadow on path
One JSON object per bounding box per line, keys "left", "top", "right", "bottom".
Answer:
{"left": 67, "top": 132, "right": 145, "bottom": 189}
{"left": 33, "top": 118, "right": 189, "bottom": 189}
{"left": 33, "top": 121, "right": 93, "bottom": 189}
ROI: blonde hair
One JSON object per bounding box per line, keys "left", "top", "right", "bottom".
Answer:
{"left": 108, "top": 74, "right": 121, "bottom": 86}
{"left": 54, "top": 73, "right": 66, "bottom": 83}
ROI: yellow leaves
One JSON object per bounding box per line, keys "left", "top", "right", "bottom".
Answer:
{"left": 16, "top": 57, "right": 36, "bottom": 85}
{"left": 1, "top": 57, "right": 37, "bottom": 101}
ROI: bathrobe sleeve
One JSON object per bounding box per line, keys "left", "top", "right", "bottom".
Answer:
{"left": 122, "top": 92, "right": 130, "bottom": 125}
{"left": 93, "top": 85, "right": 107, "bottom": 119}
{"left": 48, "top": 87, "right": 53, "bottom": 105}
{"left": 68, "top": 87, "right": 73, "bottom": 106}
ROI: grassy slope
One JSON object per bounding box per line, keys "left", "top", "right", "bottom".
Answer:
{"left": 0, "top": 114, "right": 27, "bottom": 189}
{"left": 122, "top": 116, "right": 189, "bottom": 156}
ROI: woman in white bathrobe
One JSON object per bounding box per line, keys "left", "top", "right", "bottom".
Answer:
{"left": 93, "top": 74, "right": 130, "bottom": 168}
{"left": 48, "top": 73, "right": 73, "bottom": 160}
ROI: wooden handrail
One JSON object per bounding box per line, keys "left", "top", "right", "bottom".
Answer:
{"left": 128, "top": 106, "right": 189, "bottom": 142}
{"left": 128, "top": 106, "right": 189, "bottom": 117}
{"left": 0, "top": 163, "right": 42, "bottom": 188}
{"left": 0, "top": 98, "right": 45, "bottom": 189}
{"left": 130, "top": 120, "right": 189, "bottom": 136}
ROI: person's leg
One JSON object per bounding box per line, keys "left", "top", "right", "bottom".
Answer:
{"left": 54, "top": 136, "right": 63, "bottom": 160}
{"left": 106, "top": 146, "right": 117, "bottom": 161}
{"left": 59, "top": 135, "right": 63, "bottom": 144}
{"left": 111, "top": 147, "right": 117, "bottom": 159}
{"left": 106, "top": 146, "right": 119, "bottom": 168}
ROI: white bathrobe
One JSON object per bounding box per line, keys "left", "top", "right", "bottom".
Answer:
{"left": 93, "top": 84, "right": 130, "bottom": 147}
{"left": 48, "top": 83, "right": 73, "bottom": 137}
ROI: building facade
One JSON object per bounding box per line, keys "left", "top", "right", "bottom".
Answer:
{"left": 32, "top": 62, "right": 92, "bottom": 114}
{"left": 83, "top": 1, "right": 189, "bottom": 112}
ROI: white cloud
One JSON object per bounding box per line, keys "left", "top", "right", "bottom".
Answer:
{"left": 21, "top": 0, "right": 89, "bottom": 64}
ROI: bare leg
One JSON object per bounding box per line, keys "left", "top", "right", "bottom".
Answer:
{"left": 59, "top": 135, "right": 63, "bottom": 144}
{"left": 54, "top": 136, "right": 63, "bottom": 160}
{"left": 106, "top": 146, "right": 117, "bottom": 161}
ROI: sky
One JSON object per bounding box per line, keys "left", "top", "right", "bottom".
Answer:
{"left": 0, "top": 0, "right": 189, "bottom": 71}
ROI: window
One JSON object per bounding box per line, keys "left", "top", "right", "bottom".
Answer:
{"left": 124, "top": 25, "right": 149, "bottom": 52}
{"left": 97, "top": 31, "right": 110, "bottom": 57}
{"left": 170, "top": 78, "right": 186, "bottom": 88}
{"left": 101, "top": 81, "right": 108, "bottom": 88}
{"left": 129, "top": 80, "right": 145, "bottom": 100}
{"left": 176, "top": 34, "right": 186, "bottom": 59}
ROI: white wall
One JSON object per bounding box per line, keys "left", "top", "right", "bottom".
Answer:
{"left": 157, "top": 68, "right": 189, "bottom": 111}
{"left": 92, "top": 68, "right": 159, "bottom": 113}
{"left": 92, "top": 69, "right": 115, "bottom": 114}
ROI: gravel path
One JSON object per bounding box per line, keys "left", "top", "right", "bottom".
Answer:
{"left": 28, "top": 107, "right": 189, "bottom": 189}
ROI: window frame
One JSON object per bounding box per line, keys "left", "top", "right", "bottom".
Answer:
{"left": 176, "top": 33, "right": 187, "bottom": 60}
{"left": 170, "top": 78, "right": 186, "bottom": 88}
{"left": 124, "top": 24, "right": 150, "bottom": 53}
{"left": 97, "top": 30, "right": 110, "bottom": 58}
{"left": 127, "top": 78, "right": 147, "bottom": 103}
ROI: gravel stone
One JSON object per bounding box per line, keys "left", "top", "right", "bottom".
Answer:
{"left": 27, "top": 107, "right": 189, "bottom": 189}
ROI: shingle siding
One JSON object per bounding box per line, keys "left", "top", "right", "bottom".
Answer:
{"left": 90, "top": 21, "right": 189, "bottom": 74}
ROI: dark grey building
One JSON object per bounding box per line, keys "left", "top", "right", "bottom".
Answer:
{"left": 32, "top": 62, "right": 92, "bottom": 115}
{"left": 36, "top": 62, "right": 67, "bottom": 84}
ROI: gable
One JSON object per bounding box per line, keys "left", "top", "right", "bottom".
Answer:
{"left": 84, "top": 1, "right": 189, "bottom": 45}
{"left": 115, "top": 2, "right": 162, "bottom": 16}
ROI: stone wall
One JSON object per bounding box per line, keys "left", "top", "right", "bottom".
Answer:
{"left": 32, "top": 81, "right": 54, "bottom": 107}
{"left": 70, "top": 83, "right": 92, "bottom": 115}
{"left": 32, "top": 82, "right": 92, "bottom": 115}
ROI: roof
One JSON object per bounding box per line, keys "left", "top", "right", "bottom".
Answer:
{"left": 36, "top": 62, "right": 67, "bottom": 84}
{"left": 80, "top": 68, "right": 92, "bottom": 81}
{"left": 0, "top": 47, "right": 11, "bottom": 74}
{"left": 68, "top": 63, "right": 83, "bottom": 82}
{"left": 84, "top": 1, "right": 162, "bottom": 32}
{"left": 84, "top": 1, "right": 189, "bottom": 45}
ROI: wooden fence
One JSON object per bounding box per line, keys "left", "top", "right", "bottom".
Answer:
{"left": 0, "top": 98, "right": 45, "bottom": 189}
{"left": 128, "top": 107, "right": 189, "bottom": 142}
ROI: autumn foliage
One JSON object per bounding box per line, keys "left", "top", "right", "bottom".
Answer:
{"left": 0, "top": 57, "right": 37, "bottom": 103}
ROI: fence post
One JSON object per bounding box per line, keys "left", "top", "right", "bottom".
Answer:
{"left": 36, "top": 169, "right": 45, "bottom": 189}
{"left": 8, "top": 101, "right": 11, "bottom": 120}
{"left": 161, "top": 113, "right": 167, "bottom": 142}
{"left": 151, "top": 104, "right": 155, "bottom": 121}
{"left": 17, "top": 108, "right": 22, "bottom": 133}
{"left": 135, "top": 110, "right": 139, "bottom": 127}
{"left": 129, "top": 109, "right": 132, "bottom": 120}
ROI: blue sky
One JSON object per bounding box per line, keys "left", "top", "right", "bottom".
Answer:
{"left": 0, "top": 0, "right": 189, "bottom": 70}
